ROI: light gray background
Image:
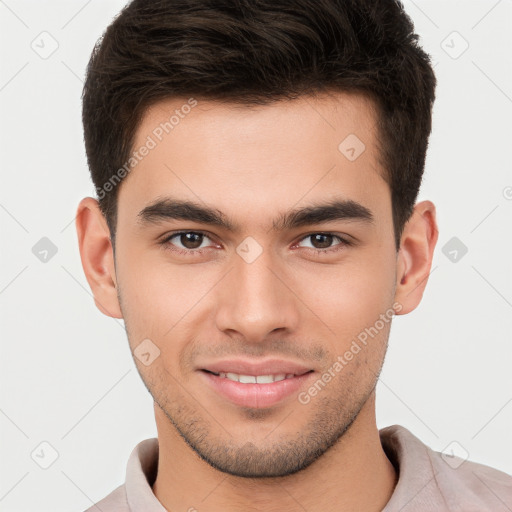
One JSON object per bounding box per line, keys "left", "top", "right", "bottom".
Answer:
{"left": 1, "top": 1, "right": 511, "bottom": 510}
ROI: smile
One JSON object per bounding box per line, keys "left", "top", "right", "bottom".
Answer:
{"left": 200, "top": 368, "right": 315, "bottom": 408}
{"left": 208, "top": 371, "right": 299, "bottom": 384}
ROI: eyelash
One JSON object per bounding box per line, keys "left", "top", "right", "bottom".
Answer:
{"left": 158, "top": 230, "right": 353, "bottom": 257}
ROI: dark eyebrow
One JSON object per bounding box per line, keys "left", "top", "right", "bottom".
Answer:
{"left": 136, "top": 196, "right": 374, "bottom": 232}
{"left": 273, "top": 198, "right": 374, "bottom": 231}
{"left": 137, "top": 198, "right": 237, "bottom": 231}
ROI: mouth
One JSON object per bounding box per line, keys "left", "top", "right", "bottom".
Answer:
{"left": 202, "top": 369, "right": 312, "bottom": 384}
{"left": 199, "top": 363, "right": 315, "bottom": 409}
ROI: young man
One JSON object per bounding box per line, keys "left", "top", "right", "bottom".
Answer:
{"left": 76, "top": 0, "right": 512, "bottom": 510}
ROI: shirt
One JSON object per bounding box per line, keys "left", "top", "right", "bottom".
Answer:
{"left": 84, "top": 424, "right": 512, "bottom": 511}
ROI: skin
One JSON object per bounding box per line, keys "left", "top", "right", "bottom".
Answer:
{"left": 76, "top": 91, "right": 438, "bottom": 512}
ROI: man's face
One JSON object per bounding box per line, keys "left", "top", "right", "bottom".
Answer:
{"left": 113, "top": 92, "right": 399, "bottom": 477}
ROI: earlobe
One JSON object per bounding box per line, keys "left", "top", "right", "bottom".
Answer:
{"left": 75, "top": 197, "right": 123, "bottom": 319}
{"left": 394, "top": 200, "right": 439, "bottom": 315}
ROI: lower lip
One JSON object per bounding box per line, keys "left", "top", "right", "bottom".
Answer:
{"left": 200, "top": 370, "right": 314, "bottom": 409}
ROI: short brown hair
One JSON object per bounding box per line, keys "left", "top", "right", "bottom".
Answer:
{"left": 82, "top": 0, "right": 436, "bottom": 249}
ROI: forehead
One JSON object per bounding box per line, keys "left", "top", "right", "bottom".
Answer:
{"left": 117, "top": 91, "right": 389, "bottom": 229}
{"left": 137, "top": 91, "right": 380, "bottom": 160}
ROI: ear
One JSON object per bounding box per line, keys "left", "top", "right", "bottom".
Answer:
{"left": 75, "top": 197, "right": 123, "bottom": 319}
{"left": 394, "top": 200, "right": 438, "bottom": 315}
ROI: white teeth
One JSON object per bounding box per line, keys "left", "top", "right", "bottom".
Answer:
{"left": 239, "top": 375, "right": 257, "bottom": 384}
{"left": 215, "top": 372, "right": 296, "bottom": 383}
{"left": 256, "top": 375, "right": 274, "bottom": 384}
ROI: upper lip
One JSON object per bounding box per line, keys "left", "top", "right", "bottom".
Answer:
{"left": 199, "top": 359, "right": 313, "bottom": 376}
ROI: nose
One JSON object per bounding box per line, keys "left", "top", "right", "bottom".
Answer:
{"left": 214, "top": 246, "right": 300, "bottom": 344}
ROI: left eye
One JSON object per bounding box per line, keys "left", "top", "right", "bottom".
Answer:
{"left": 296, "top": 233, "right": 347, "bottom": 251}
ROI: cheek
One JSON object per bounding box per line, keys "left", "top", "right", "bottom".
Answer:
{"left": 118, "top": 245, "right": 188, "bottom": 310}
{"left": 116, "top": 251, "right": 216, "bottom": 351}
{"left": 292, "top": 255, "right": 396, "bottom": 343}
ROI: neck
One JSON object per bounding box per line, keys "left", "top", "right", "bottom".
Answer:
{"left": 152, "top": 392, "right": 397, "bottom": 512}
